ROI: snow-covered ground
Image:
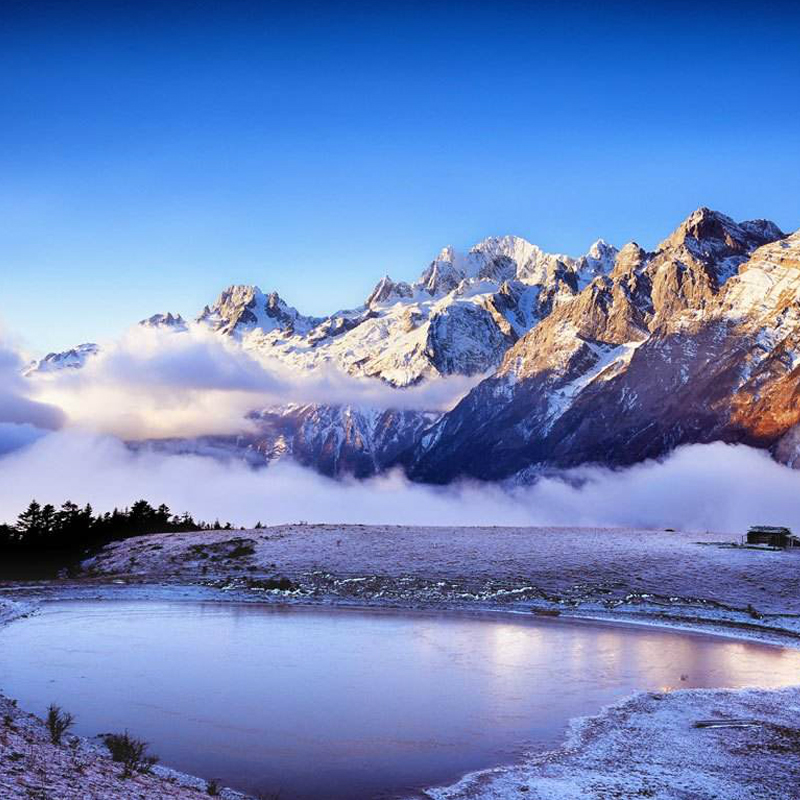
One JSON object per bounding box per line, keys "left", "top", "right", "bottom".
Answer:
{"left": 80, "top": 524, "right": 800, "bottom": 639}
{"left": 2, "top": 524, "right": 800, "bottom": 799}
{"left": 422, "top": 687, "right": 800, "bottom": 800}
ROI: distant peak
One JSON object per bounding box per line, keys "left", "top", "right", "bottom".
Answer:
{"left": 366, "top": 274, "right": 413, "bottom": 306}
{"left": 611, "top": 241, "right": 649, "bottom": 277}
{"left": 740, "top": 218, "right": 786, "bottom": 242}
{"left": 219, "top": 284, "right": 263, "bottom": 300}
{"left": 435, "top": 245, "right": 459, "bottom": 262}
{"left": 661, "top": 207, "right": 785, "bottom": 254}
{"left": 682, "top": 206, "right": 735, "bottom": 232}
{"left": 470, "top": 235, "right": 541, "bottom": 259}
{"left": 139, "top": 312, "right": 187, "bottom": 330}
{"left": 587, "top": 238, "right": 617, "bottom": 259}
{"left": 618, "top": 241, "right": 644, "bottom": 255}
{"left": 658, "top": 207, "right": 738, "bottom": 251}
{"left": 24, "top": 342, "right": 100, "bottom": 376}
{"left": 473, "top": 234, "right": 536, "bottom": 248}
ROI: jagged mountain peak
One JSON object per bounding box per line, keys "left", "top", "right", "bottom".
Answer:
{"left": 417, "top": 247, "right": 466, "bottom": 296}
{"left": 435, "top": 244, "right": 461, "bottom": 262}
{"left": 659, "top": 206, "right": 784, "bottom": 257}
{"left": 198, "top": 284, "right": 319, "bottom": 338}
{"left": 211, "top": 283, "right": 263, "bottom": 306}
{"left": 469, "top": 234, "right": 543, "bottom": 261}
{"left": 406, "top": 218, "right": 800, "bottom": 484}
{"left": 658, "top": 207, "right": 732, "bottom": 252}
{"left": 366, "top": 275, "right": 414, "bottom": 307}
{"left": 610, "top": 242, "right": 649, "bottom": 279}
{"left": 139, "top": 312, "right": 188, "bottom": 331}
{"left": 410, "top": 234, "right": 623, "bottom": 299}
{"left": 641, "top": 208, "right": 788, "bottom": 326}
{"left": 587, "top": 238, "right": 616, "bottom": 259}
{"left": 617, "top": 241, "right": 646, "bottom": 257}
{"left": 739, "top": 218, "right": 786, "bottom": 242}
{"left": 575, "top": 239, "right": 619, "bottom": 286}
{"left": 24, "top": 342, "right": 99, "bottom": 376}
{"left": 198, "top": 283, "right": 260, "bottom": 317}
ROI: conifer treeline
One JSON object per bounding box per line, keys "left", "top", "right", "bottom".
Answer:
{"left": 0, "top": 498, "right": 231, "bottom": 557}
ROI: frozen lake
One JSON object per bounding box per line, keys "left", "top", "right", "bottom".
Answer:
{"left": 1, "top": 601, "right": 799, "bottom": 799}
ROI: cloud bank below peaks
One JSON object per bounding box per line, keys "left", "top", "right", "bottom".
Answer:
{"left": 0, "top": 431, "right": 797, "bottom": 535}
{"left": 6, "top": 325, "right": 800, "bottom": 535}
{"left": 25, "top": 325, "right": 482, "bottom": 440}
{"left": 0, "top": 336, "right": 64, "bottom": 454}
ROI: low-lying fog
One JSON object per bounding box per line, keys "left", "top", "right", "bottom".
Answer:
{"left": 2, "top": 327, "right": 799, "bottom": 532}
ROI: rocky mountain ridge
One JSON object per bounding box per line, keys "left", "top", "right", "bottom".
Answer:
{"left": 24, "top": 342, "right": 100, "bottom": 376}
{"left": 23, "top": 208, "right": 800, "bottom": 480}
{"left": 187, "top": 233, "right": 620, "bottom": 387}
{"left": 406, "top": 210, "right": 797, "bottom": 481}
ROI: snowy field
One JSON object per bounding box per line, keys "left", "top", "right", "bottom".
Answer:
{"left": 83, "top": 524, "right": 800, "bottom": 639}
{"left": 423, "top": 686, "right": 800, "bottom": 800}
{"left": 2, "top": 524, "right": 800, "bottom": 799}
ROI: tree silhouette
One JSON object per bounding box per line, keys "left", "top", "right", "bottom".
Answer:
{"left": 0, "top": 497, "right": 232, "bottom": 577}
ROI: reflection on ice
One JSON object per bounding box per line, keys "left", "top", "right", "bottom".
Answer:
{"left": 1, "top": 601, "right": 798, "bottom": 800}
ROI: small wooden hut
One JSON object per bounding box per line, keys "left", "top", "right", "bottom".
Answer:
{"left": 745, "top": 526, "right": 799, "bottom": 549}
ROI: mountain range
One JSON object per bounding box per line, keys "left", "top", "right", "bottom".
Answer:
{"left": 26, "top": 208, "right": 800, "bottom": 482}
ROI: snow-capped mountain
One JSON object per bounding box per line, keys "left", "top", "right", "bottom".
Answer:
{"left": 197, "top": 286, "right": 322, "bottom": 339}
{"left": 135, "top": 404, "right": 439, "bottom": 478}
{"left": 23, "top": 342, "right": 100, "bottom": 376}
{"left": 247, "top": 404, "right": 439, "bottom": 477}
{"left": 24, "top": 208, "right": 800, "bottom": 480}
{"left": 405, "top": 208, "right": 795, "bottom": 482}
{"left": 139, "top": 312, "right": 188, "bottom": 331}
{"left": 187, "top": 234, "right": 618, "bottom": 387}
{"left": 27, "top": 234, "right": 618, "bottom": 387}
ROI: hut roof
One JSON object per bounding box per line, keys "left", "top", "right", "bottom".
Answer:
{"left": 748, "top": 525, "right": 792, "bottom": 534}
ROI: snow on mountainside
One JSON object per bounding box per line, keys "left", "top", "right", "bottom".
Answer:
{"left": 23, "top": 342, "right": 99, "bottom": 376}
{"left": 30, "top": 233, "right": 615, "bottom": 388}
{"left": 134, "top": 404, "right": 440, "bottom": 478}
{"left": 407, "top": 209, "right": 796, "bottom": 482}
{"left": 248, "top": 404, "right": 439, "bottom": 477}
{"left": 139, "top": 312, "right": 188, "bottom": 331}
{"left": 197, "top": 285, "right": 322, "bottom": 338}
{"left": 188, "top": 234, "right": 618, "bottom": 387}
{"left": 21, "top": 208, "right": 800, "bottom": 479}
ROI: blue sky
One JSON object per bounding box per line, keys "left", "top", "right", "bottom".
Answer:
{"left": 2, "top": 1, "right": 799, "bottom": 353}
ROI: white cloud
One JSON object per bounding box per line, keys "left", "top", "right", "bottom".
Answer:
{"left": 26, "top": 325, "right": 480, "bottom": 439}
{"left": 513, "top": 443, "right": 800, "bottom": 533}
{"left": 0, "top": 336, "right": 64, "bottom": 453}
{"left": 5, "top": 325, "right": 799, "bottom": 535}
{"left": 0, "top": 432, "right": 795, "bottom": 534}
